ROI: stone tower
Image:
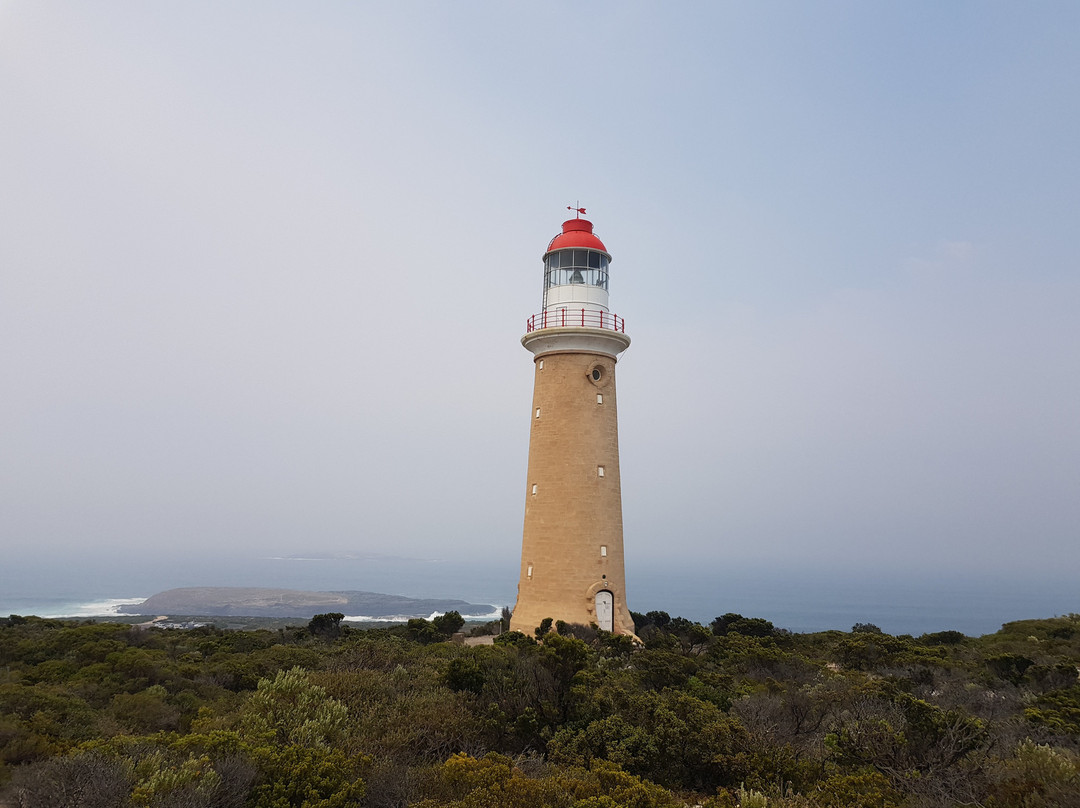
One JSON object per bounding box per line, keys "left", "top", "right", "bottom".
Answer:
{"left": 511, "top": 212, "right": 635, "bottom": 636}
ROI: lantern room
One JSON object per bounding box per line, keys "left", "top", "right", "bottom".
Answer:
{"left": 541, "top": 218, "right": 613, "bottom": 315}
{"left": 543, "top": 249, "right": 609, "bottom": 290}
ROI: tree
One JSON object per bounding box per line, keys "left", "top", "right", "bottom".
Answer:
{"left": 411, "top": 752, "right": 680, "bottom": 808}
{"left": 1025, "top": 684, "right": 1080, "bottom": 735}
{"left": 985, "top": 653, "right": 1034, "bottom": 686}
{"left": 241, "top": 667, "right": 348, "bottom": 748}
{"left": 3, "top": 753, "right": 132, "bottom": 808}
{"left": 711, "top": 613, "right": 776, "bottom": 638}
{"left": 920, "top": 630, "right": 965, "bottom": 645}
{"left": 128, "top": 749, "right": 255, "bottom": 808}
{"left": 433, "top": 611, "right": 465, "bottom": 637}
{"left": 826, "top": 692, "right": 987, "bottom": 799}
{"left": 307, "top": 613, "right": 344, "bottom": 640}
{"left": 247, "top": 744, "right": 365, "bottom": 808}
{"left": 535, "top": 617, "right": 554, "bottom": 639}
{"left": 549, "top": 689, "right": 746, "bottom": 792}
{"left": 493, "top": 630, "right": 535, "bottom": 647}
{"left": 406, "top": 618, "right": 438, "bottom": 645}
{"left": 985, "top": 739, "right": 1080, "bottom": 807}
{"left": 110, "top": 685, "right": 180, "bottom": 734}
{"left": 444, "top": 657, "right": 485, "bottom": 695}
{"left": 645, "top": 611, "right": 671, "bottom": 630}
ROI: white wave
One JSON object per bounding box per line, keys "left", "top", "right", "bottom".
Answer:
{"left": 467, "top": 607, "right": 504, "bottom": 621}
{"left": 430, "top": 607, "right": 504, "bottom": 621}
{"left": 39, "top": 597, "right": 148, "bottom": 619}
{"left": 340, "top": 606, "right": 502, "bottom": 624}
{"left": 340, "top": 614, "right": 414, "bottom": 623}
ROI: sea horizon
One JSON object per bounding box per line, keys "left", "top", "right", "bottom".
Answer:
{"left": 2, "top": 551, "right": 1073, "bottom": 637}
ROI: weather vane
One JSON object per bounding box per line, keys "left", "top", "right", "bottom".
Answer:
{"left": 567, "top": 203, "right": 586, "bottom": 218}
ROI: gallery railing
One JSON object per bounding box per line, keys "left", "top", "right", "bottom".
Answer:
{"left": 526, "top": 309, "right": 626, "bottom": 333}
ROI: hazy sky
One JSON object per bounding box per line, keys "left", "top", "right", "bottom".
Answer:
{"left": 2, "top": 3, "right": 1078, "bottom": 591}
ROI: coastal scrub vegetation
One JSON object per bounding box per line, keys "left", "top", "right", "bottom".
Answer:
{"left": 1, "top": 610, "right": 1079, "bottom": 806}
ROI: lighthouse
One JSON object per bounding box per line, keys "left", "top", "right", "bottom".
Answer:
{"left": 511, "top": 211, "right": 635, "bottom": 637}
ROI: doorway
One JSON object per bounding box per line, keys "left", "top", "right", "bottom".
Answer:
{"left": 595, "top": 590, "right": 613, "bottom": 632}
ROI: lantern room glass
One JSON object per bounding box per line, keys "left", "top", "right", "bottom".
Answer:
{"left": 544, "top": 249, "right": 608, "bottom": 290}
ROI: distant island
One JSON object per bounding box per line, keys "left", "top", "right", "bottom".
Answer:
{"left": 117, "top": 587, "right": 494, "bottom": 619}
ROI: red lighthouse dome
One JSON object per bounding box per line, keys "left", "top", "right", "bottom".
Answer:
{"left": 544, "top": 218, "right": 609, "bottom": 256}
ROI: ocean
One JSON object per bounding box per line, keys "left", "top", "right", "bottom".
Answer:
{"left": 0, "top": 551, "right": 1074, "bottom": 637}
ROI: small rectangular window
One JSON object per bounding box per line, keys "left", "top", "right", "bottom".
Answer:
{"left": 600, "top": 545, "right": 607, "bottom": 557}
{"left": 535, "top": 408, "right": 541, "bottom": 419}
{"left": 596, "top": 394, "right": 603, "bottom": 404}
{"left": 597, "top": 466, "right": 605, "bottom": 478}
{"left": 527, "top": 565, "right": 533, "bottom": 579}
{"left": 539, "top": 360, "right": 544, "bottom": 370}
{"left": 531, "top": 484, "right": 538, "bottom": 495}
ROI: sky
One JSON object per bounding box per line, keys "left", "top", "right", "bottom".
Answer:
{"left": 1, "top": 2, "right": 1078, "bottom": 601}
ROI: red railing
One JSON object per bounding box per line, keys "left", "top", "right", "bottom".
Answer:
{"left": 526, "top": 309, "right": 626, "bottom": 333}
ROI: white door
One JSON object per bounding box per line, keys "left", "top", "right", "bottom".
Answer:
{"left": 595, "top": 590, "right": 613, "bottom": 632}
